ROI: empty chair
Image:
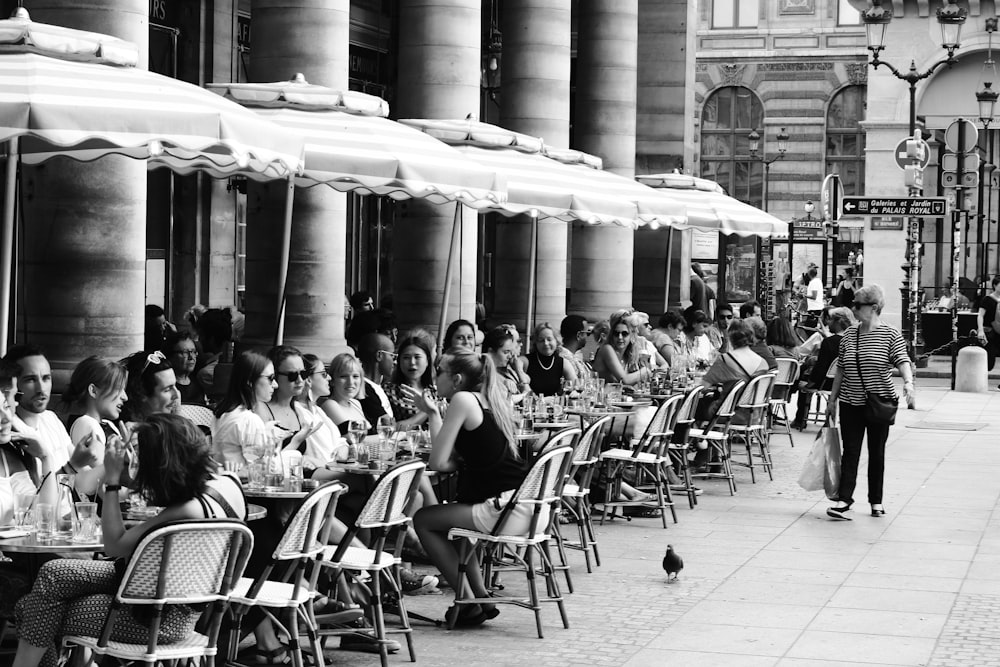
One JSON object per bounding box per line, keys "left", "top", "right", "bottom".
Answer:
{"left": 63, "top": 519, "right": 253, "bottom": 666}
{"left": 559, "top": 417, "right": 614, "bottom": 572}
{"left": 597, "top": 395, "right": 684, "bottom": 528}
{"left": 688, "top": 380, "right": 747, "bottom": 495}
{"left": 665, "top": 386, "right": 704, "bottom": 509}
{"left": 447, "top": 444, "right": 575, "bottom": 639}
{"left": 317, "top": 460, "right": 425, "bottom": 667}
{"left": 728, "top": 374, "right": 777, "bottom": 483}
{"left": 768, "top": 358, "right": 800, "bottom": 448}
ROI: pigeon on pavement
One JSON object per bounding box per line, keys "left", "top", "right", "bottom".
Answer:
{"left": 662, "top": 544, "right": 683, "bottom": 583}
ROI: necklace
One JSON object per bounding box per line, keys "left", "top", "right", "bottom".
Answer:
{"left": 536, "top": 353, "right": 555, "bottom": 371}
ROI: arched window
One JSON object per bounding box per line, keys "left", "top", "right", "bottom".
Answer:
{"left": 826, "top": 85, "right": 867, "bottom": 196}
{"left": 700, "top": 86, "right": 765, "bottom": 207}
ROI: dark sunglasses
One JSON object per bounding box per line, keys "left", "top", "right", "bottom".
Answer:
{"left": 260, "top": 374, "right": 276, "bottom": 383}
{"left": 852, "top": 302, "right": 874, "bottom": 308}
{"left": 612, "top": 330, "right": 630, "bottom": 337}
{"left": 311, "top": 369, "right": 330, "bottom": 379}
{"left": 278, "top": 370, "right": 307, "bottom": 382}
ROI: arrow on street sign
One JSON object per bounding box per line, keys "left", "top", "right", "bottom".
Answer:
{"left": 841, "top": 196, "right": 947, "bottom": 218}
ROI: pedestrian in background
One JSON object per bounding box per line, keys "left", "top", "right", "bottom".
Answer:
{"left": 826, "top": 284, "right": 913, "bottom": 520}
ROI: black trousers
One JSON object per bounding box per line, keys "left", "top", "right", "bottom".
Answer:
{"left": 837, "top": 402, "right": 890, "bottom": 505}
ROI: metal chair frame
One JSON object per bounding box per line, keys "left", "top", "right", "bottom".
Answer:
{"left": 665, "top": 386, "right": 704, "bottom": 509}
{"left": 729, "top": 374, "right": 777, "bottom": 483}
{"left": 688, "top": 379, "right": 747, "bottom": 495}
{"left": 768, "top": 358, "right": 800, "bottom": 448}
{"left": 557, "top": 417, "right": 613, "bottom": 573}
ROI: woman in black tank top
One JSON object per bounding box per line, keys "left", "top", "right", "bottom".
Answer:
{"left": 403, "top": 347, "right": 520, "bottom": 628}
{"left": 520, "top": 323, "right": 576, "bottom": 396}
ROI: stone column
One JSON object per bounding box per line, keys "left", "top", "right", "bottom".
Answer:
{"left": 569, "top": 0, "right": 638, "bottom": 321}
{"left": 493, "top": 0, "right": 571, "bottom": 330}
{"left": 17, "top": 1, "right": 147, "bottom": 378}
{"left": 393, "top": 0, "right": 481, "bottom": 335}
{"left": 244, "top": 0, "right": 349, "bottom": 356}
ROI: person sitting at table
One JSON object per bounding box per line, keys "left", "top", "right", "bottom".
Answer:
{"left": 699, "top": 319, "right": 770, "bottom": 389}
{"left": 382, "top": 334, "right": 436, "bottom": 430}
{"left": 120, "top": 351, "right": 181, "bottom": 424}
{"left": 319, "top": 353, "right": 371, "bottom": 436}
{"left": 653, "top": 310, "right": 688, "bottom": 365}
{"left": 407, "top": 347, "right": 523, "bottom": 627}
{"left": 520, "top": 322, "right": 576, "bottom": 396}
{"left": 11, "top": 413, "right": 248, "bottom": 667}
{"left": 592, "top": 311, "right": 653, "bottom": 386}
{"left": 190, "top": 307, "right": 233, "bottom": 405}
{"left": 766, "top": 315, "right": 800, "bottom": 360}
{"left": 59, "top": 357, "right": 128, "bottom": 498}
{"left": 558, "top": 315, "right": 592, "bottom": 380}
{"left": 683, "top": 309, "right": 715, "bottom": 368}
{"left": 443, "top": 319, "right": 478, "bottom": 352}
{"left": 256, "top": 346, "right": 320, "bottom": 456}
{"left": 161, "top": 331, "right": 207, "bottom": 406}
{"left": 299, "top": 354, "right": 350, "bottom": 470}
{"left": 212, "top": 350, "right": 278, "bottom": 466}
{"left": 626, "top": 311, "right": 669, "bottom": 370}
{"left": 744, "top": 316, "right": 778, "bottom": 371}
{"left": 707, "top": 302, "right": 734, "bottom": 353}
{"left": 356, "top": 333, "right": 396, "bottom": 424}
{"left": 482, "top": 326, "right": 528, "bottom": 402}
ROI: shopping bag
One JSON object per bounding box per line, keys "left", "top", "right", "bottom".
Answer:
{"left": 821, "top": 424, "right": 842, "bottom": 501}
{"left": 797, "top": 431, "right": 827, "bottom": 492}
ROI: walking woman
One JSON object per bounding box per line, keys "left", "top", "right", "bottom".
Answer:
{"left": 826, "top": 284, "right": 914, "bottom": 520}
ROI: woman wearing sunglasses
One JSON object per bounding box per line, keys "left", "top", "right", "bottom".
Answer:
{"left": 592, "top": 311, "right": 653, "bottom": 386}
{"left": 212, "top": 350, "right": 278, "bottom": 466}
{"left": 256, "top": 346, "right": 322, "bottom": 453}
{"left": 826, "top": 284, "right": 914, "bottom": 521}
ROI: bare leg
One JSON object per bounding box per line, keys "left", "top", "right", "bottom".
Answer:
{"left": 12, "top": 641, "right": 47, "bottom": 667}
{"left": 413, "top": 504, "right": 492, "bottom": 609}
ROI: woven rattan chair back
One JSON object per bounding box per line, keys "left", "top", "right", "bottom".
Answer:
{"left": 737, "top": 373, "right": 776, "bottom": 424}
{"left": 117, "top": 519, "right": 253, "bottom": 606}
{"left": 771, "top": 358, "right": 799, "bottom": 402}
{"left": 673, "top": 385, "right": 704, "bottom": 426}
{"left": 176, "top": 404, "right": 214, "bottom": 430}
{"left": 272, "top": 481, "right": 348, "bottom": 561}
{"left": 575, "top": 415, "right": 613, "bottom": 464}
{"left": 356, "top": 459, "right": 426, "bottom": 531}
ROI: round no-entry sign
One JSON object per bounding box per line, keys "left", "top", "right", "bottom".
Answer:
{"left": 944, "top": 118, "right": 978, "bottom": 154}
{"left": 894, "top": 138, "right": 930, "bottom": 170}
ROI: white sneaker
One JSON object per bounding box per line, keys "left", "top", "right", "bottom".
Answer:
{"left": 400, "top": 568, "right": 438, "bottom": 595}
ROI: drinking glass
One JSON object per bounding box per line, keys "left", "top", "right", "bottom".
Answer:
{"left": 376, "top": 415, "right": 396, "bottom": 444}
{"left": 13, "top": 493, "right": 34, "bottom": 531}
{"left": 35, "top": 503, "right": 55, "bottom": 541}
{"left": 72, "top": 501, "right": 98, "bottom": 543}
{"left": 286, "top": 461, "right": 304, "bottom": 493}
{"left": 243, "top": 438, "right": 267, "bottom": 489}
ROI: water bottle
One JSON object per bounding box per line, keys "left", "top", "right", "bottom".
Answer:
{"left": 54, "top": 473, "right": 76, "bottom": 539}
{"left": 262, "top": 440, "right": 285, "bottom": 491}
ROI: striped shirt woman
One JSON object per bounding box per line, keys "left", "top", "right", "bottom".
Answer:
{"left": 836, "top": 323, "right": 908, "bottom": 405}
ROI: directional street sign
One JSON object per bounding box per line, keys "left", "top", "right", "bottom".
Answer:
{"left": 841, "top": 196, "right": 947, "bottom": 218}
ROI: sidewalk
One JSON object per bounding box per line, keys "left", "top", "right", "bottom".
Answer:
{"left": 327, "top": 381, "right": 1000, "bottom": 667}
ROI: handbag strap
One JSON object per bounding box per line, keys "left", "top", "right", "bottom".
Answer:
{"left": 853, "top": 327, "right": 869, "bottom": 395}
{"left": 726, "top": 352, "right": 754, "bottom": 379}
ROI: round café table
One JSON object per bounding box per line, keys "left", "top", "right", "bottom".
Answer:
{"left": 0, "top": 533, "right": 105, "bottom": 579}
{"left": 565, "top": 405, "right": 639, "bottom": 449}
{"left": 123, "top": 503, "right": 268, "bottom": 522}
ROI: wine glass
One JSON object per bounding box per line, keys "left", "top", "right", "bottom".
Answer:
{"left": 376, "top": 415, "right": 396, "bottom": 444}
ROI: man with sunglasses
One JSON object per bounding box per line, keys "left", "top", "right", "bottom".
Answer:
{"left": 558, "top": 315, "right": 592, "bottom": 380}
{"left": 357, "top": 333, "right": 396, "bottom": 421}
{"left": 2, "top": 344, "right": 96, "bottom": 478}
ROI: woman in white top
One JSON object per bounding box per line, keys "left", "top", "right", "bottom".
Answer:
{"left": 212, "top": 350, "right": 278, "bottom": 465}
{"left": 299, "top": 354, "right": 349, "bottom": 470}
{"left": 255, "top": 346, "right": 320, "bottom": 455}
{"left": 59, "top": 357, "right": 128, "bottom": 496}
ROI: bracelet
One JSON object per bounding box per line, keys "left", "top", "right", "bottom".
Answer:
{"left": 105, "top": 484, "right": 121, "bottom": 493}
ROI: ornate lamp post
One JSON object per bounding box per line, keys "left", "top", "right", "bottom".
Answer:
{"left": 748, "top": 126, "right": 789, "bottom": 212}
{"left": 861, "top": 0, "right": 967, "bottom": 363}
{"left": 976, "top": 19, "right": 998, "bottom": 288}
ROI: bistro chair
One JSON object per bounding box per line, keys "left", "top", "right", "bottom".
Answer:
{"left": 317, "top": 460, "right": 425, "bottom": 667}
{"left": 531, "top": 427, "right": 582, "bottom": 591}
{"left": 62, "top": 519, "right": 253, "bottom": 666}
{"left": 177, "top": 403, "right": 215, "bottom": 438}
{"left": 688, "top": 380, "right": 746, "bottom": 495}
{"left": 665, "top": 386, "right": 704, "bottom": 509}
{"left": 768, "top": 358, "right": 800, "bottom": 448}
{"left": 447, "top": 444, "right": 575, "bottom": 639}
{"left": 559, "top": 417, "right": 614, "bottom": 573}
{"left": 728, "top": 373, "right": 777, "bottom": 483}
{"left": 227, "top": 481, "right": 348, "bottom": 667}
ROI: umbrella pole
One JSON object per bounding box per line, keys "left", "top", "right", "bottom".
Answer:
{"left": 525, "top": 212, "right": 539, "bottom": 347}
{"left": 0, "top": 138, "right": 18, "bottom": 357}
{"left": 275, "top": 175, "right": 295, "bottom": 346}
{"left": 437, "top": 205, "right": 462, "bottom": 354}
{"left": 663, "top": 227, "right": 674, "bottom": 313}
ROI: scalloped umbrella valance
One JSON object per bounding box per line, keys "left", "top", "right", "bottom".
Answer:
{"left": 0, "top": 10, "right": 307, "bottom": 352}
{"left": 206, "top": 78, "right": 505, "bottom": 208}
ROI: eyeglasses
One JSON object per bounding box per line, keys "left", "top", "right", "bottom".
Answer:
{"left": 311, "top": 369, "right": 330, "bottom": 379}
{"left": 612, "top": 331, "right": 630, "bottom": 338}
{"left": 852, "top": 302, "right": 874, "bottom": 308}
{"left": 172, "top": 348, "right": 198, "bottom": 357}
{"left": 260, "top": 374, "right": 276, "bottom": 383}
{"left": 277, "top": 370, "right": 307, "bottom": 382}
{"left": 142, "top": 351, "right": 167, "bottom": 374}
{"left": 378, "top": 350, "right": 398, "bottom": 361}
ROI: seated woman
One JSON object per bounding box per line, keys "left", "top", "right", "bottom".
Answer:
{"left": 298, "top": 354, "right": 349, "bottom": 471}
{"left": 443, "top": 319, "right": 478, "bottom": 352}
{"left": 766, "top": 315, "right": 800, "bottom": 360}
{"left": 256, "top": 346, "right": 319, "bottom": 455}
{"left": 486, "top": 326, "right": 531, "bottom": 401}
{"left": 162, "top": 331, "right": 207, "bottom": 406}
{"left": 627, "top": 312, "right": 669, "bottom": 370}
{"left": 408, "top": 348, "right": 523, "bottom": 627}
{"left": 59, "top": 357, "right": 129, "bottom": 497}
{"left": 700, "top": 319, "right": 770, "bottom": 388}
{"left": 592, "top": 311, "right": 653, "bottom": 386}
{"left": 652, "top": 310, "right": 688, "bottom": 365}
{"left": 11, "top": 413, "right": 247, "bottom": 667}
{"left": 793, "top": 306, "right": 854, "bottom": 430}
{"left": 744, "top": 316, "right": 778, "bottom": 371}
{"left": 381, "top": 334, "right": 435, "bottom": 430}
{"left": 212, "top": 350, "right": 277, "bottom": 466}
{"left": 520, "top": 323, "right": 576, "bottom": 396}
{"left": 683, "top": 310, "right": 716, "bottom": 369}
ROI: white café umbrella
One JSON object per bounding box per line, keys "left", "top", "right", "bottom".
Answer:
{"left": 0, "top": 10, "right": 306, "bottom": 353}
{"left": 207, "top": 77, "right": 507, "bottom": 343}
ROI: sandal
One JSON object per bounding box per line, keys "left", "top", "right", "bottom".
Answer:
{"left": 240, "top": 645, "right": 291, "bottom": 666}
{"left": 623, "top": 506, "right": 662, "bottom": 518}
{"left": 446, "top": 603, "right": 500, "bottom": 628}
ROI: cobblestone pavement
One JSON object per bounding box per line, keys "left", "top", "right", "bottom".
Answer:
{"left": 319, "top": 380, "right": 1000, "bottom": 667}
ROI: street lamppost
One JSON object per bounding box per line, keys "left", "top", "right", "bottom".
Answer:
{"left": 861, "top": 0, "right": 967, "bottom": 363}
{"left": 976, "top": 18, "right": 998, "bottom": 291}
{"left": 748, "top": 127, "right": 789, "bottom": 212}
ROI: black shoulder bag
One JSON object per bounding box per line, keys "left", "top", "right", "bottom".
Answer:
{"left": 854, "top": 327, "right": 898, "bottom": 425}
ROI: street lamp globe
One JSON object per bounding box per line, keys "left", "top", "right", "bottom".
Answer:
{"left": 804, "top": 200, "right": 815, "bottom": 217}
{"left": 977, "top": 81, "right": 998, "bottom": 127}
{"left": 936, "top": 0, "right": 968, "bottom": 58}
{"left": 747, "top": 129, "right": 760, "bottom": 156}
{"left": 861, "top": 0, "right": 892, "bottom": 57}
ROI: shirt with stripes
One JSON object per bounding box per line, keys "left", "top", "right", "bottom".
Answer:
{"left": 837, "top": 323, "right": 908, "bottom": 406}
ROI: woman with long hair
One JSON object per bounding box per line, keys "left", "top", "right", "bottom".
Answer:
{"left": 319, "top": 353, "right": 371, "bottom": 435}
{"left": 826, "top": 285, "right": 913, "bottom": 520}
{"left": 12, "top": 414, "right": 247, "bottom": 667}
{"left": 592, "top": 311, "right": 652, "bottom": 386}
{"left": 298, "top": 354, "right": 349, "bottom": 469}
{"left": 443, "top": 319, "right": 478, "bottom": 352}
{"left": 408, "top": 348, "right": 523, "bottom": 627}
{"left": 381, "top": 334, "right": 436, "bottom": 430}
{"left": 255, "top": 346, "right": 319, "bottom": 453}
{"left": 212, "top": 350, "right": 277, "bottom": 466}
{"left": 482, "top": 326, "right": 525, "bottom": 399}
